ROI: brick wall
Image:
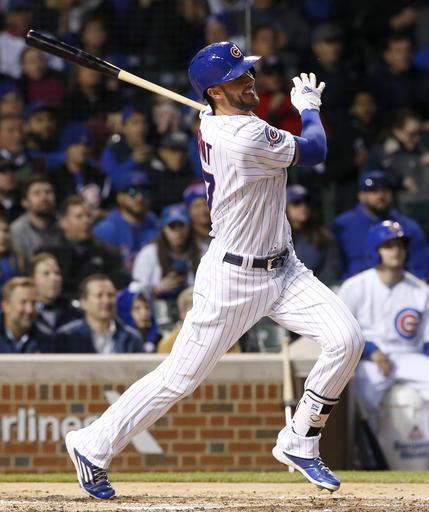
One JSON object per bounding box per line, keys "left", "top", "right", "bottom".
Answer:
{"left": 0, "top": 380, "right": 286, "bottom": 473}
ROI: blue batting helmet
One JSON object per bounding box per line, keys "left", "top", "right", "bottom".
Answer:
{"left": 366, "top": 220, "right": 408, "bottom": 267}
{"left": 188, "top": 42, "right": 260, "bottom": 98}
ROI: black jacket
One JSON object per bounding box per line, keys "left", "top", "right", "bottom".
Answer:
{"left": 0, "top": 313, "right": 55, "bottom": 353}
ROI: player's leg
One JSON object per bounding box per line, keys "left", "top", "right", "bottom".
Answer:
{"left": 66, "top": 245, "right": 275, "bottom": 498}
{"left": 269, "top": 256, "right": 364, "bottom": 490}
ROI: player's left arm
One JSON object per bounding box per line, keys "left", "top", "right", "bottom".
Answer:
{"left": 290, "top": 73, "right": 327, "bottom": 167}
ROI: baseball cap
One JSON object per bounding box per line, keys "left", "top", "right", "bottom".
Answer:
{"left": 116, "top": 172, "right": 150, "bottom": 193}
{"left": 0, "top": 81, "right": 20, "bottom": 101}
{"left": 312, "top": 23, "right": 343, "bottom": 44}
{"left": 359, "top": 170, "right": 393, "bottom": 191}
{"left": 287, "top": 184, "right": 311, "bottom": 203}
{"left": 59, "top": 122, "right": 90, "bottom": 150}
{"left": 24, "top": 101, "right": 57, "bottom": 121}
{"left": 160, "top": 131, "right": 189, "bottom": 151}
{"left": 183, "top": 182, "right": 206, "bottom": 208}
{"left": 160, "top": 204, "right": 189, "bottom": 227}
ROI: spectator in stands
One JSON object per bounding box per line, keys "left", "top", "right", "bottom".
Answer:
{"left": 0, "top": 276, "right": 54, "bottom": 353}
{"left": 338, "top": 220, "right": 429, "bottom": 433}
{"left": 56, "top": 274, "right": 142, "bottom": 353}
{"left": 29, "top": 252, "right": 81, "bottom": 337}
{"left": 41, "top": 196, "right": 130, "bottom": 298}
{"left": 50, "top": 122, "right": 111, "bottom": 213}
{"left": 205, "top": 14, "right": 229, "bottom": 45}
{"left": 100, "top": 106, "right": 151, "bottom": 189}
{"left": 157, "top": 286, "right": 193, "bottom": 353}
{"left": 93, "top": 172, "right": 159, "bottom": 270}
{"left": 11, "top": 175, "right": 62, "bottom": 265}
{"left": 331, "top": 170, "right": 429, "bottom": 281}
{"left": 133, "top": 203, "right": 199, "bottom": 314}
{"left": 131, "top": 291, "right": 162, "bottom": 353}
{"left": 330, "top": 89, "right": 379, "bottom": 214}
{"left": 363, "top": 109, "right": 429, "bottom": 205}
{"left": 0, "top": 213, "right": 22, "bottom": 292}
{"left": 0, "top": 114, "right": 39, "bottom": 180}
{"left": 19, "top": 47, "right": 65, "bottom": 106}
{"left": 63, "top": 65, "right": 118, "bottom": 123}
{"left": 368, "top": 33, "right": 429, "bottom": 117}
{"left": 183, "top": 182, "right": 211, "bottom": 256}
{"left": 253, "top": 58, "right": 301, "bottom": 135}
{"left": 148, "top": 131, "right": 195, "bottom": 214}
{"left": 151, "top": 96, "right": 183, "bottom": 141}
{"left": 23, "top": 102, "right": 62, "bottom": 170}
{"left": 0, "top": 82, "right": 24, "bottom": 117}
{"left": 287, "top": 185, "right": 341, "bottom": 287}
{"left": 0, "top": 1, "right": 32, "bottom": 79}
{"left": 0, "top": 159, "right": 23, "bottom": 222}
{"left": 116, "top": 282, "right": 162, "bottom": 353}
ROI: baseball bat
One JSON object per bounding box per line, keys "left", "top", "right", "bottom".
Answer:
{"left": 282, "top": 337, "right": 297, "bottom": 472}
{"left": 25, "top": 30, "right": 205, "bottom": 112}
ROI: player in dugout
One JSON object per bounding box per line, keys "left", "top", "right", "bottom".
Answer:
{"left": 65, "top": 42, "right": 364, "bottom": 499}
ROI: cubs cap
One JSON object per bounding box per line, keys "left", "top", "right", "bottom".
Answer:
{"left": 359, "top": 170, "right": 394, "bottom": 191}
{"left": 160, "top": 204, "right": 189, "bottom": 227}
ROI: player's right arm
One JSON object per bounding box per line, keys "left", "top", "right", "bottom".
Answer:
{"left": 289, "top": 73, "right": 327, "bottom": 167}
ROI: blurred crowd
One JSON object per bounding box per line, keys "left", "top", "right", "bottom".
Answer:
{"left": 0, "top": 0, "right": 429, "bottom": 355}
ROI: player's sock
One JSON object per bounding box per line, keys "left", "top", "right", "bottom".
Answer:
{"left": 291, "top": 389, "right": 339, "bottom": 437}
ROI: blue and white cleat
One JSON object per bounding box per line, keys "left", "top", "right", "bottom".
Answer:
{"left": 65, "top": 430, "right": 115, "bottom": 500}
{"left": 272, "top": 445, "right": 340, "bottom": 492}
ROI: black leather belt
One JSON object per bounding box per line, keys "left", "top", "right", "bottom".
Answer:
{"left": 223, "top": 248, "right": 289, "bottom": 271}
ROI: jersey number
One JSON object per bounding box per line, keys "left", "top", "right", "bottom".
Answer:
{"left": 202, "top": 170, "right": 215, "bottom": 210}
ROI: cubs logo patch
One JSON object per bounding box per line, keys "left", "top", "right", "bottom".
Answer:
{"left": 230, "top": 46, "right": 242, "bottom": 58}
{"left": 394, "top": 308, "right": 422, "bottom": 339}
{"left": 264, "top": 126, "right": 284, "bottom": 147}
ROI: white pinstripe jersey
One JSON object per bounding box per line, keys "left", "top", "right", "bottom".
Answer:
{"left": 198, "top": 107, "right": 296, "bottom": 256}
{"left": 338, "top": 268, "right": 429, "bottom": 353}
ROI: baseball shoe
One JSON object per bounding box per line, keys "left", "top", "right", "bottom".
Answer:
{"left": 272, "top": 445, "right": 340, "bottom": 492}
{"left": 65, "top": 430, "right": 115, "bottom": 500}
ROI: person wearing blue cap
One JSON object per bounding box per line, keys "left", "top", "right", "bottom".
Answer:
{"left": 331, "top": 170, "right": 429, "bottom": 281}
{"left": 50, "top": 122, "right": 112, "bottom": 212}
{"left": 93, "top": 172, "right": 159, "bottom": 270}
{"left": 132, "top": 203, "right": 200, "bottom": 327}
{"left": 100, "top": 106, "right": 151, "bottom": 188}
{"left": 183, "top": 182, "right": 211, "bottom": 255}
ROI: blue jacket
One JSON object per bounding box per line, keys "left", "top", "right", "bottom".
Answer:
{"left": 331, "top": 203, "right": 429, "bottom": 281}
{"left": 93, "top": 208, "right": 159, "bottom": 269}
{"left": 0, "top": 313, "right": 55, "bottom": 353}
{"left": 100, "top": 140, "right": 148, "bottom": 188}
{"left": 56, "top": 317, "right": 142, "bottom": 353}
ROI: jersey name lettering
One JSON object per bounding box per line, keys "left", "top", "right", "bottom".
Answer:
{"left": 198, "top": 129, "right": 212, "bottom": 165}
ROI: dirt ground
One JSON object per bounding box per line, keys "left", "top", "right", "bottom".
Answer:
{"left": 0, "top": 482, "right": 428, "bottom": 512}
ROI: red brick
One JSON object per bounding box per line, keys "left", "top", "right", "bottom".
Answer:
{"left": 0, "top": 404, "right": 12, "bottom": 413}
{"left": 256, "top": 456, "right": 277, "bottom": 465}
{"left": 169, "top": 404, "right": 178, "bottom": 414}
{"left": 36, "top": 404, "right": 66, "bottom": 414}
{"left": 116, "top": 385, "right": 126, "bottom": 394}
{"left": 192, "top": 387, "right": 201, "bottom": 399}
{"left": 256, "top": 403, "right": 282, "bottom": 413}
{"left": 228, "top": 417, "right": 261, "bottom": 426}
{"left": 243, "top": 385, "right": 252, "bottom": 399}
{"left": 182, "top": 456, "right": 197, "bottom": 466}
{"left": 231, "top": 384, "right": 239, "bottom": 400}
{"left": 33, "top": 457, "right": 66, "bottom": 466}
{"left": 65, "top": 385, "right": 74, "bottom": 400}
{"left": 237, "top": 430, "right": 252, "bottom": 439}
{"left": 182, "top": 430, "right": 196, "bottom": 439}
{"left": 238, "top": 456, "right": 252, "bottom": 465}
{"left": 210, "top": 416, "right": 224, "bottom": 426}
{"left": 127, "top": 456, "right": 144, "bottom": 466}
{"left": 88, "top": 403, "right": 106, "bottom": 414}
{"left": 173, "top": 417, "right": 206, "bottom": 426}
{"left": 172, "top": 443, "right": 205, "bottom": 452}
{"left": 200, "top": 455, "right": 234, "bottom": 465}
{"left": 229, "top": 443, "right": 262, "bottom": 452}
{"left": 78, "top": 385, "right": 87, "bottom": 400}
{"left": 265, "top": 416, "right": 285, "bottom": 426}
{"left": 238, "top": 403, "right": 252, "bottom": 413}
{"left": 2, "top": 385, "right": 10, "bottom": 400}
{"left": 153, "top": 430, "right": 177, "bottom": 439}
{"left": 256, "top": 384, "right": 264, "bottom": 399}
{"left": 268, "top": 384, "right": 279, "bottom": 399}
{"left": 204, "top": 385, "right": 214, "bottom": 400}
{"left": 14, "top": 385, "right": 23, "bottom": 400}
{"left": 42, "top": 442, "right": 58, "bottom": 454}
{"left": 27, "top": 385, "right": 36, "bottom": 400}
{"left": 201, "top": 429, "right": 234, "bottom": 439}
{"left": 52, "top": 385, "right": 61, "bottom": 400}
{"left": 5, "top": 443, "right": 38, "bottom": 454}
{"left": 182, "top": 403, "right": 196, "bottom": 414}
{"left": 91, "top": 385, "right": 101, "bottom": 400}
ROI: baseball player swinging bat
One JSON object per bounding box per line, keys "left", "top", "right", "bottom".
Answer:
{"left": 25, "top": 30, "right": 205, "bottom": 112}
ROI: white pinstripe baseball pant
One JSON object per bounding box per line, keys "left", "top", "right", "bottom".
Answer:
{"left": 73, "top": 239, "right": 364, "bottom": 467}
